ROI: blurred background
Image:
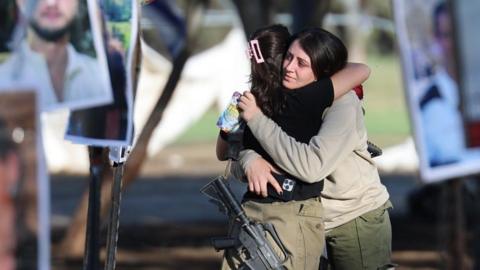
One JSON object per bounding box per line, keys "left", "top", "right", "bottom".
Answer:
{"left": 20, "top": 0, "right": 478, "bottom": 269}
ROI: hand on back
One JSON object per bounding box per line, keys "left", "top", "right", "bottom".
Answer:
{"left": 245, "top": 157, "right": 283, "bottom": 197}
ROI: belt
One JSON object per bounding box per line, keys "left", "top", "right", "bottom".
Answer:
{"left": 243, "top": 174, "right": 324, "bottom": 203}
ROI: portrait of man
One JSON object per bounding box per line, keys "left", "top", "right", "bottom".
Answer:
{"left": 0, "top": 0, "right": 112, "bottom": 111}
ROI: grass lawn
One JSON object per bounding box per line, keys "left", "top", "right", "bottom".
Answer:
{"left": 173, "top": 53, "right": 412, "bottom": 148}
{"left": 174, "top": 109, "right": 220, "bottom": 145}
{"left": 363, "top": 53, "right": 411, "bottom": 146}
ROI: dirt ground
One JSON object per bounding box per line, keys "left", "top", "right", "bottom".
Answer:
{"left": 51, "top": 218, "right": 472, "bottom": 270}
{"left": 48, "top": 142, "right": 477, "bottom": 270}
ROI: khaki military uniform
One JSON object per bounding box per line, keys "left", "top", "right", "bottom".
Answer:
{"left": 221, "top": 197, "right": 324, "bottom": 270}
{"left": 239, "top": 92, "right": 393, "bottom": 269}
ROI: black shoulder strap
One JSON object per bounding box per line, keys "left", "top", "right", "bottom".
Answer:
{"left": 224, "top": 123, "right": 246, "bottom": 161}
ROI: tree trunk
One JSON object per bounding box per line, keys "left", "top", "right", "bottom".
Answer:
{"left": 232, "top": 0, "right": 274, "bottom": 37}
{"left": 343, "top": 0, "right": 368, "bottom": 62}
{"left": 291, "top": 0, "right": 332, "bottom": 33}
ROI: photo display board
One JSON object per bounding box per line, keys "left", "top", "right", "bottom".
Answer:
{"left": 393, "top": 0, "right": 480, "bottom": 182}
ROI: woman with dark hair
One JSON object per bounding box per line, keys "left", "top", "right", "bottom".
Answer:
{"left": 247, "top": 24, "right": 290, "bottom": 118}
{"left": 238, "top": 27, "right": 393, "bottom": 270}
{"left": 218, "top": 25, "right": 371, "bottom": 270}
{"left": 286, "top": 28, "right": 348, "bottom": 83}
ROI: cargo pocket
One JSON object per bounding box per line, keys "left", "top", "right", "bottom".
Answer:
{"left": 356, "top": 202, "right": 393, "bottom": 270}
{"left": 378, "top": 262, "right": 398, "bottom": 270}
{"left": 359, "top": 201, "right": 392, "bottom": 224}
{"left": 296, "top": 198, "right": 325, "bottom": 270}
{"left": 359, "top": 205, "right": 386, "bottom": 224}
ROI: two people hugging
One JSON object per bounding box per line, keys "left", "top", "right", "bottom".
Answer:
{"left": 216, "top": 24, "right": 394, "bottom": 270}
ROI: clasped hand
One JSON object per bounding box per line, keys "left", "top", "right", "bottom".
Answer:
{"left": 245, "top": 157, "right": 283, "bottom": 197}
{"left": 238, "top": 91, "right": 261, "bottom": 122}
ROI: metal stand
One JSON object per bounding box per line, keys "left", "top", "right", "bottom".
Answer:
{"left": 83, "top": 147, "right": 104, "bottom": 270}
{"left": 104, "top": 146, "right": 130, "bottom": 270}
{"left": 448, "top": 178, "right": 466, "bottom": 269}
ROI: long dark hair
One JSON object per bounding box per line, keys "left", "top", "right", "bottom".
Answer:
{"left": 291, "top": 28, "right": 347, "bottom": 80}
{"left": 249, "top": 24, "right": 290, "bottom": 117}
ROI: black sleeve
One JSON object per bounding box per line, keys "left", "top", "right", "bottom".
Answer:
{"left": 302, "top": 77, "right": 334, "bottom": 116}
{"left": 219, "top": 130, "right": 229, "bottom": 141}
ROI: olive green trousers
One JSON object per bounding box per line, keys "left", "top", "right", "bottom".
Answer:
{"left": 325, "top": 201, "right": 394, "bottom": 270}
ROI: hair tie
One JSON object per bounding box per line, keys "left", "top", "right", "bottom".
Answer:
{"left": 246, "top": 39, "right": 265, "bottom": 64}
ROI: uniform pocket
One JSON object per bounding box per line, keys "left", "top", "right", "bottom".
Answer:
{"left": 356, "top": 202, "right": 393, "bottom": 270}
{"left": 359, "top": 201, "right": 392, "bottom": 224}
{"left": 297, "top": 198, "right": 323, "bottom": 218}
{"left": 359, "top": 206, "right": 386, "bottom": 223}
{"left": 296, "top": 198, "right": 325, "bottom": 270}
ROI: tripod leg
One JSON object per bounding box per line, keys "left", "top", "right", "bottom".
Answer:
{"left": 83, "top": 147, "right": 104, "bottom": 270}
{"left": 104, "top": 163, "right": 124, "bottom": 270}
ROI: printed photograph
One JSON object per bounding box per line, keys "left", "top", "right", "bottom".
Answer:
{"left": 0, "top": 0, "right": 113, "bottom": 112}
{"left": 64, "top": 0, "right": 137, "bottom": 147}
{"left": 450, "top": 1, "right": 480, "bottom": 151}
{"left": 394, "top": 0, "right": 480, "bottom": 182}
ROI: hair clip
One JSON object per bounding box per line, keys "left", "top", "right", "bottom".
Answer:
{"left": 246, "top": 39, "right": 265, "bottom": 64}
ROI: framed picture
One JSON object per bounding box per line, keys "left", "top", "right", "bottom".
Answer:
{"left": 0, "top": 0, "right": 112, "bottom": 112}
{"left": 65, "top": 0, "right": 138, "bottom": 147}
{"left": 393, "top": 0, "right": 480, "bottom": 182}
{"left": 450, "top": 1, "right": 480, "bottom": 148}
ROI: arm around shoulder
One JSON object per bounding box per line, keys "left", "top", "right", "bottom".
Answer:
{"left": 331, "top": 63, "right": 371, "bottom": 99}
{"left": 247, "top": 94, "right": 361, "bottom": 182}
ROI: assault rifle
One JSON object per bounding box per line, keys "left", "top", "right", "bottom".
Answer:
{"left": 201, "top": 175, "right": 288, "bottom": 270}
